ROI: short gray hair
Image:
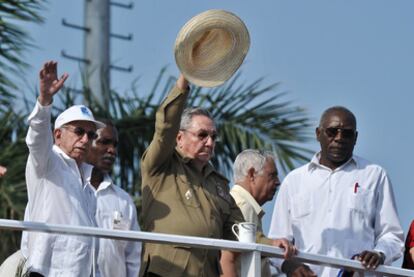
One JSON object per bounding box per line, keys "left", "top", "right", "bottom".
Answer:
{"left": 180, "top": 107, "right": 214, "bottom": 130}
{"left": 233, "top": 149, "right": 276, "bottom": 183}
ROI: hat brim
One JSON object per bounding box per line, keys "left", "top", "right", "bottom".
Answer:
{"left": 55, "top": 119, "right": 106, "bottom": 130}
{"left": 174, "top": 10, "right": 250, "bottom": 88}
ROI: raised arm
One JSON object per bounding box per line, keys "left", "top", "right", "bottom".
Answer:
{"left": 141, "top": 75, "right": 189, "bottom": 175}
{"left": 26, "top": 61, "right": 69, "bottom": 175}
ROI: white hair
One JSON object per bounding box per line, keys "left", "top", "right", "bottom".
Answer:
{"left": 233, "top": 149, "right": 276, "bottom": 183}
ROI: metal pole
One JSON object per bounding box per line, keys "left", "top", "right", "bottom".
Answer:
{"left": 84, "top": 0, "right": 111, "bottom": 108}
{"left": 241, "top": 250, "right": 261, "bottom": 277}
{"left": 1, "top": 219, "right": 413, "bottom": 277}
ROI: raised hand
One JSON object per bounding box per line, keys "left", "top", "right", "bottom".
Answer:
{"left": 38, "top": 61, "right": 69, "bottom": 106}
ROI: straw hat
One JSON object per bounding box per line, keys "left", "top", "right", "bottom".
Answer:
{"left": 174, "top": 10, "right": 250, "bottom": 87}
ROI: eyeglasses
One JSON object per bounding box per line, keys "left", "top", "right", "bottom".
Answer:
{"left": 62, "top": 126, "right": 98, "bottom": 140}
{"left": 323, "top": 127, "right": 356, "bottom": 139}
{"left": 181, "top": 129, "right": 219, "bottom": 143}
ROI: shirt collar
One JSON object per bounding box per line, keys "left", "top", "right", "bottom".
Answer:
{"left": 308, "top": 152, "right": 359, "bottom": 172}
{"left": 87, "top": 172, "right": 113, "bottom": 193}
{"left": 53, "top": 145, "right": 93, "bottom": 180}
{"left": 232, "top": 185, "right": 265, "bottom": 218}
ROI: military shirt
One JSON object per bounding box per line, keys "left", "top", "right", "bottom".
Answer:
{"left": 140, "top": 86, "right": 245, "bottom": 277}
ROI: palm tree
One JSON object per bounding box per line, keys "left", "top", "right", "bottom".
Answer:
{"left": 0, "top": 0, "right": 313, "bottom": 262}
{"left": 1, "top": 65, "right": 313, "bottom": 261}
{"left": 68, "top": 68, "right": 313, "bottom": 208}
{"left": 0, "top": 110, "right": 28, "bottom": 261}
{"left": 0, "top": 0, "right": 45, "bottom": 112}
{"left": 0, "top": 0, "right": 45, "bottom": 262}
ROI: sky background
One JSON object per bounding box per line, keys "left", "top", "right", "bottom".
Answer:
{"left": 20, "top": 0, "right": 413, "bottom": 265}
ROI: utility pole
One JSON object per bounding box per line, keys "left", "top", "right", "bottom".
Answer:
{"left": 84, "top": 0, "right": 111, "bottom": 108}
{"left": 61, "top": 0, "right": 133, "bottom": 109}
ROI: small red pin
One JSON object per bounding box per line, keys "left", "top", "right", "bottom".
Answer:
{"left": 354, "top": 182, "right": 359, "bottom": 193}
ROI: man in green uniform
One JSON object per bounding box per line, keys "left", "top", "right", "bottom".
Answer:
{"left": 140, "top": 75, "right": 294, "bottom": 277}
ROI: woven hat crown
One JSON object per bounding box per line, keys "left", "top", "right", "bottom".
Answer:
{"left": 174, "top": 10, "right": 250, "bottom": 87}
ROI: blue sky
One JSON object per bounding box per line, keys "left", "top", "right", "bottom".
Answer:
{"left": 22, "top": 0, "right": 413, "bottom": 261}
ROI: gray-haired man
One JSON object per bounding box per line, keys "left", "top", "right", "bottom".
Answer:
{"left": 22, "top": 61, "right": 104, "bottom": 277}
{"left": 221, "top": 149, "right": 297, "bottom": 277}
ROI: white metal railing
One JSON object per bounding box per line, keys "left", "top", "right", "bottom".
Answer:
{"left": 0, "top": 219, "right": 413, "bottom": 277}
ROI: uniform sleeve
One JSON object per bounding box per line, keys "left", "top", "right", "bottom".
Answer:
{"left": 141, "top": 86, "right": 189, "bottom": 177}
{"left": 25, "top": 101, "right": 54, "bottom": 179}
{"left": 372, "top": 170, "right": 404, "bottom": 264}
{"left": 125, "top": 197, "right": 142, "bottom": 277}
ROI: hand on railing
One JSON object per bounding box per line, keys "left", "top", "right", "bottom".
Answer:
{"left": 271, "top": 238, "right": 297, "bottom": 259}
{"left": 357, "top": 250, "right": 385, "bottom": 269}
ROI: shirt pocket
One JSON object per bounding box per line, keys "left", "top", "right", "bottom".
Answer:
{"left": 346, "top": 188, "right": 373, "bottom": 216}
{"left": 290, "top": 194, "right": 313, "bottom": 219}
{"left": 149, "top": 245, "right": 191, "bottom": 275}
{"left": 98, "top": 211, "right": 129, "bottom": 248}
{"left": 51, "top": 235, "right": 90, "bottom": 270}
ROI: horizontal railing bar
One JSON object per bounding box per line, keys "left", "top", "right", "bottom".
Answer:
{"left": 0, "top": 219, "right": 412, "bottom": 277}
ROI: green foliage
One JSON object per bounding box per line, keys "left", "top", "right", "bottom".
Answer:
{"left": 0, "top": 0, "right": 45, "bottom": 262}
{"left": 0, "top": 110, "right": 29, "bottom": 262}
{"left": 0, "top": 66, "right": 313, "bottom": 262}
{"left": 47, "top": 68, "right": 312, "bottom": 221}
{"left": 0, "top": 0, "right": 45, "bottom": 112}
{"left": 78, "top": 67, "right": 313, "bottom": 195}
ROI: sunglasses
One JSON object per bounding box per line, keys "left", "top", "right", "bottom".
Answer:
{"left": 62, "top": 126, "right": 98, "bottom": 140}
{"left": 323, "top": 127, "right": 356, "bottom": 139}
{"left": 181, "top": 129, "right": 220, "bottom": 143}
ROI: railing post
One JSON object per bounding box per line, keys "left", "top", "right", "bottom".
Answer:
{"left": 241, "top": 250, "right": 261, "bottom": 277}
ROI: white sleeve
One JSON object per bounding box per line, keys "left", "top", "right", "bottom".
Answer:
{"left": 268, "top": 176, "right": 294, "bottom": 270}
{"left": 125, "top": 197, "right": 141, "bottom": 277}
{"left": 268, "top": 177, "right": 293, "bottom": 241}
{"left": 373, "top": 170, "right": 404, "bottom": 264}
{"left": 25, "top": 100, "right": 53, "bottom": 176}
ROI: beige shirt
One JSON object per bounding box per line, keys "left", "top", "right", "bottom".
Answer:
{"left": 230, "top": 185, "right": 272, "bottom": 277}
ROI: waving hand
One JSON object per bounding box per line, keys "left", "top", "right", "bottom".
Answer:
{"left": 38, "top": 61, "right": 69, "bottom": 106}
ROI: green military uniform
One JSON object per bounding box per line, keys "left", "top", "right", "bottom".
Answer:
{"left": 140, "top": 85, "right": 271, "bottom": 277}
{"left": 140, "top": 85, "right": 242, "bottom": 276}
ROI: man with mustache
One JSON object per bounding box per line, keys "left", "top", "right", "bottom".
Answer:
{"left": 140, "top": 75, "right": 295, "bottom": 277}
{"left": 269, "top": 106, "right": 404, "bottom": 276}
{"left": 22, "top": 61, "right": 104, "bottom": 277}
{"left": 86, "top": 121, "right": 141, "bottom": 277}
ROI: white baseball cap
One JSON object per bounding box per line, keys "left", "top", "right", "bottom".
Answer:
{"left": 54, "top": 105, "right": 105, "bottom": 129}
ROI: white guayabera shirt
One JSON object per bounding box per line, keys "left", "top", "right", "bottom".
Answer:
{"left": 269, "top": 154, "right": 404, "bottom": 277}
{"left": 91, "top": 174, "right": 141, "bottom": 277}
{"left": 22, "top": 101, "right": 97, "bottom": 277}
